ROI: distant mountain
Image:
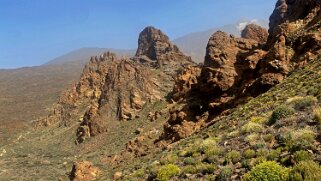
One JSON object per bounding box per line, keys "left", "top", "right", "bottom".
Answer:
{"left": 45, "top": 47, "right": 135, "bottom": 65}
{"left": 173, "top": 19, "right": 268, "bottom": 63}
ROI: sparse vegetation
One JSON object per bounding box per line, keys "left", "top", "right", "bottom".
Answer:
{"left": 287, "top": 96, "right": 317, "bottom": 110}
{"left": 285, "top": 128, "right": 316, "bottom": 152}
{"left": 269, "top": 105, "right": 295, "bottom": 125}
{"left": 225, "top": 150, "right": 241, "bottom": 164}
{"left": 293, "top": 150, "right": 312, "bottom": 163}
{"left": 216, "top": 166, "right": 233, "bottom": 181}
{"left": 289, "top": 161, "right": 321, "bottom": 181}
{"left": 243, "top": 161, "right": 290, "bottom": 181}
{"left": 243, "top": 149, "right": 256, "bottom": 159}
{"left": 313, "top": 106, "right": 321, "bottom": 124}
{"left": 156, "top": 164, "right": 181, "bottom": 181}
{"left": 241, "top": 122, "right": 264, "bottom": 134}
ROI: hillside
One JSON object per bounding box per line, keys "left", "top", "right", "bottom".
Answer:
{"left": 1, "top": 0, "right": 321, "bottom": 181}
{"left": 124, "top": 57, "right": 321, "bottom": 180}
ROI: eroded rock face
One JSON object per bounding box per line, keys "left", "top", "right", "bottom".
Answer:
{"left": 158, "top": 0, "right": 321, "bottom": 143}
{"left": 268, "top": 0, "right": 321, "bottom": 43}
{"left": 241, "top": 23, "right": 268, "bottom": 43}
{"left": 70, "top": 161, "right": 101, "bottom": 181}
{"left": 201, "top": 31, "right": 259, "bottom": 96}
{"left": 172, "top": 65, "right": 202, "bottom": 102}
{"left": 36, "top": 26, "right": 195, "bottom": 144}
{"left": 134, "top": 26, "right": 192, "bottom": 67}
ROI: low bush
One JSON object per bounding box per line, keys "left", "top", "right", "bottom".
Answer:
{"left": 245, "top": 133, "right": 260, "bottom": 146}
{"left": 196, "top": 163, "right": 217, "bottom": 175}
{"left": 313, "top": 106, "right": 321, "bottom": 124}
{"left": 286, "top": 128, "right": 315, "bottom": 152}
{"left": 267, "top": 148, "right": 281, "bottom": 161}
{"left": 243, "top": 161, "right": 290, "bottom": 181}
{"left": 287, "top": 96, "right": 317, "bottom": 110}
{"left": 241, "top": 122, "right": 264, "bottom": 134}
{"left": 216, "top": 166, "right": 233, "bottom": 181}
{"left": 250, "top": 116, "right": 268, "bottom": 124}
{"left": 183, "top": 157, "right": 196, "bottom": 165}
{"left": 243, "top": 149, "right": 256, "bottom": 159}
{"left": 289, "top": 161, "right": 321, "bottom": 181}
{"left": 204, "top": 145, "right": 224, "bottom": 163}
{"left": 269, "top": 105, "right": 295, "bottom": 125}
{"left": 225, "top": 150, "right": 241, "bottom": 164}
{"left": 293, "top": 150, "right": 312, "bottom": 163}
{"left": 157, "top": 164, "right": 181, "bottom": 181}
{"left": 159, "top": 154, "right": 178, "bottom": 165}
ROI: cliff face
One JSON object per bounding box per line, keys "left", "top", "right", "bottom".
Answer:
{"left": 158, "top": 0, "right": 321, "bottom": 143}
{"left": 134, "top": 26, "right": 192, "bottom": 68}
{"left": 35, "top": 27, "right": 195, "bottom": 144}
{"left": 241, "top": 23, "right": 269, "bottom": 43}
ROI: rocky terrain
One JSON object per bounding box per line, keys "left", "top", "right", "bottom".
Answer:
{"left": 1, "top": 0, "right": 321, "bottom": 180}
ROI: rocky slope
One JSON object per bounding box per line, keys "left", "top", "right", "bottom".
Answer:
{"left": 36, "top": 26, "right": 194, "bottom": 144}
{"left": 2, "top": 0, "right": 321, "bottom": 180}
{"left": 156, "top": 0, "right": 321, "bottom": 145}
{"left": 121, "top": 0, "right": 321, "bottom": 180}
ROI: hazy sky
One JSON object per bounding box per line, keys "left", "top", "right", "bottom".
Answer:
{"left": 0, "top": 0, "right": 276, "bottom": 69}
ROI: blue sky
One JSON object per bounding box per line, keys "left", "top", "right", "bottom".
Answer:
{"left": 0, "top": 0, "right": 276, "bottom": 69}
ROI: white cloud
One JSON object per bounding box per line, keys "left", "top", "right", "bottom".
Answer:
{"left": 236, "top": 19, "right": 259, "bottom": 31}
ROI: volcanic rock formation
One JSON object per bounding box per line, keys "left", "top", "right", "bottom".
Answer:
{"left": 134, "top": 26, "right": 192, "bottom": 68}
{"left": 241, "top": 23, "right": 269, "bottom": 43}
{"left": 36, "top": 26, "right": 195, "bottom": 144}
{"left": 159, "top": 0, "right": 321, "bottom": 143}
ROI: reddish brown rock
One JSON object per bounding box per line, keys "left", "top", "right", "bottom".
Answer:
{"left": 70, "top": 161, "right": 101, "bottom": 181}
{"left": 241, "top": 23, "right": 268, "bottom": 43}
{"left": 268, "top": 0, "right": 321, "bottom": 44}
{"left": 158, "top": 0, "right": 321, "bottom": 144}
{"left": 134, "top": 26, "right": 193, "bottom": 67}
{"left": 200, "top": 31, "right": 258, "bottom": 96}
{"left": 172, "top": 65, "right": 202, "bottom": 101}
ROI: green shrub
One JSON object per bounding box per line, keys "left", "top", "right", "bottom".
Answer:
{"left": 205, "top": 175, "right": 216, "bottom": 181}
{"left": 243, "top": 149, "right": 256, "bottom": 159}
{"left": 256, "top": 149, "right": 269, "bottom": 157}
{"left": 289, "top": 161, "right": 321, "bottom": 181}
{"left": 243, "top": 161, "right": 290, "bottom": 181}
{"left": 287, "top": 96, "right": 317, "bottom": 110}
{"left": 225, "top": 150, "right": 241, "bottom": 164}
{"left": 248, "top": 157, "right": 267, "bottom": 169}
{"left": 286, "top": 128, "right": 316, "bottom": 152}
{"left": 204, "top": 145, "right": 224, "bottom": 163}
{"left": 267, "top": 149, "right": 281, "bottom": 161}
{"left": 293, "top": 150, "right": 312, "bottom": 163}
{"left": 157, "top": 164, "right": 181, "bottom": 181}
{"left": 263, "top": 134, "right": 274, "bottom": 142}
{"left": 241, "top": 122, "right": 264, "bottom": 134}
{"left": 132, "top": 169, "right": 145, "bottom": 178}
{"left": 227, "top": 130, "right": 239, "bottom": 138}
{"left": 183, "top": 157, "right": 196, "bottom": 165}
{"left": 196, "top": 163, "right": 217, "bottom": 175}
{"left": 269, "top": 105, "right": 295, "bottom": 125}
{"left": 245, "top": 133, "right": 260, "bottom": 146}
{"left": 159, "top": 154, "right": 178, "bottom": 165}
{"left": 250, "top": 116, "right": 268, "bottom": 124}
{"left": 313, "top": 106, "right": 321, "bottom": 124}
{"left": 182, "top": 165, "right": 198, "bottom": 174}
{"left": 200, "top": 137, "right": 219, "bottom": 152}
{"left": 216, "top": 166, "right": 233, "bottom": 181}
{"left": 254, "top": 141, "right": 267, "bottom": 149}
